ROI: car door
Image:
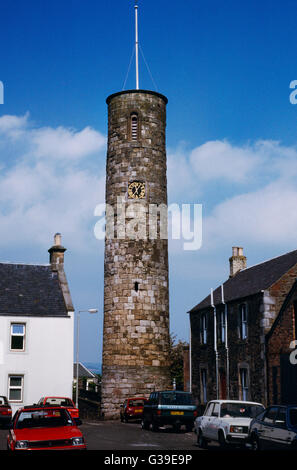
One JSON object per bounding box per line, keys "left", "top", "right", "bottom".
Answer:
{"left": 208, "top": 402, "right": 221, "bottom": 441}
{"left": 201, "top": 402, "right": 214, "bottom": 439}
{"left": 260, "top": 407, "right": 279, "bottom": 449}
{"left": 272, "top": 407, "right": 293, "bottom": 449}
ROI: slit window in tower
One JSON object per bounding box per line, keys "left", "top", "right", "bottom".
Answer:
{"left": 134, "top": 282, "right": 139, "bottom": 292}
{"left": 131, "top": 113, "right": 138, "bottom": 140}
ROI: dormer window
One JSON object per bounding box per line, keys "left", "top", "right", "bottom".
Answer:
{"left": 131, "top": 113, "right": 138, "bottom": 140}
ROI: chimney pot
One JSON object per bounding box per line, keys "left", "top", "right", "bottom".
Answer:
{"left": 54, "top": 233, "right": 62, "bottom": 246}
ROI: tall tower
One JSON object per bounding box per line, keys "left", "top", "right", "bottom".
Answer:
{"left": 101, "top": 89, "right": 171, "bottom": 418}
{"left": 100, "top": 3, "right": 171, "bottom": 419}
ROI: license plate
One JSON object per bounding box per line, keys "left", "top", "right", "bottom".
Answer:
{"left": 171, "top": 411, "right": 184, "bottom": 416}
{"left": 134, "top": 409, "right": 142, "bottom": 413}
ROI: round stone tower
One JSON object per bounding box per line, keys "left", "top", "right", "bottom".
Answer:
{"left": 101, "top": 89, "right": 171, "bottom": 419}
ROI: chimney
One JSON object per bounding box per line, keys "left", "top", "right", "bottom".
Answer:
{"left": 229, "top": 246, "right": 246, "bottom": 277}
{"left": 48, "top": 233, "right": 66, "bottom": 271}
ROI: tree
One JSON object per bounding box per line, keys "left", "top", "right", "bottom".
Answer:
{"left": 168, "top": 334, "right": 189, "bottom": 391}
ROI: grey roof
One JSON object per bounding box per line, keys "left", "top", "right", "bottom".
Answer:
{"left": 190, "top": 249, "right": 297, "bottom": 312}
{"left": 0, "top": 263, "right": 69, "bottom": 317}
{"left": 73, "top": 363, "right": 96, "bottom": 379}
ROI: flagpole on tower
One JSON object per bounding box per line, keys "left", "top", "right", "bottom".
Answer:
{"left": 135, "top": 1, "right": 139, "bottom": 90}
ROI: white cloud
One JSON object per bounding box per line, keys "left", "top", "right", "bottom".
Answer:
{"left": 31, "top": 126, "right": 106, "bottom": 160}
{"left": 168, "top": 138, "right": 297, "bottom": 251}
{"left": 0, "top": 113, "right": 29, "bottom": 132}
{"left": 1, "top": 115, "right": 296, "bottom": 263}
{"left": 0, "top": 114, "right": 106, "bottom": 252}
{"left": 189, "top": 140, "right": 260, "bottom": 182}
{"left": 204, "top": 181, "right": 297, "bottom": 248}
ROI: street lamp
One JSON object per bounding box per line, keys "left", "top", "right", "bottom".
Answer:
{"left": 75, "top": 309, "right": 98, "bottom": 408}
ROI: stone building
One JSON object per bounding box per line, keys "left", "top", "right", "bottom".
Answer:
{"left": 189, "top": 247, "right": 297, "bottom": 408}
{"left": 100, "top": 90, "right": 171, "bottom": 419}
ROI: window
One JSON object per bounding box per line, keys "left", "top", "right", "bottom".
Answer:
{"left": 212, "top": 403, "right": 220, "bottom": 417}
{"left": 276, "top": 407, "right": 287, "bottom": 428}
{"left": 201, "top": 369, "right": 207, "bottom": 403}
{"left": 239, "top": 304, "right": 248, "bottom": 340}
{"left": 289, "top": 407, "right": 297, "bottom": 427}
{"left": 204, "top": 402, "right": 214, "bottom": 416}
{"left": 218, "top": 310, "right": 226, "bottom": 343}
{"left": 294, "top": 302, "right": 297, "bottom": 340}
{"left": 263, "top": 407, "right": 278, "bottom": 424}
{"left": 159, "top": 392, "right": 194, "bottom": 406}
{"left": 240, "top": 368, "right": 249, "bottom": 401}
{"left": 15, "top": 408, "right": 71, "bottom": 429}
{"left": 272, "top": 367, "right": 278, "bottom": 404}
{"left": 131, "top": 113, "right": 138, "bottom": 140}
{"left": 10, "top": 323, "right": 26, "bottom": 351}
{"left": 8, "top": 375, "right": 24, "bottom": 402}
{"left": 220, "top": 402, "right": 264, "bottom": 418}
{"left": 200, "top": 314, "right": 207, "bottom": 344}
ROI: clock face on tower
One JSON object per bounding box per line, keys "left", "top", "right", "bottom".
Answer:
{"left": 128, "top": 181, "right": 146, "bottom": 199}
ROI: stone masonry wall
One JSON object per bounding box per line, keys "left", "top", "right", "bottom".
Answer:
{"left": 101, "top": 91, "right": 171, "bottom": 419}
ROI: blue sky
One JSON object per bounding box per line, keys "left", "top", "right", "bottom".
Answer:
{"left": 1, "top": 0, "right": 297, "bottom": 363}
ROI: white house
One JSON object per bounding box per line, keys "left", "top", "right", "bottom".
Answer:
{"left": 0, "top": 234, "right": 74, "bottom": 415}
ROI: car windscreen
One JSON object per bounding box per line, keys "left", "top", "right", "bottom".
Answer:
{"left": 45, "top": 398, "right": 73, "bottom": 407}
{"left": 129, "top": 400, "right": 145, "bottom": 407}
{"left": 289, "top": 408, "right": 297, "bottom": 427}
{"left": 0, "top": 396, "right": 8, "bottom": 406}
{"left": 220, "top": 403, "right": 264, "bottom": 418}
{"left": 16, "top": 409, "right": 72, "bottom": 429}
{"left": 160, "top": 392, "right": 194, "bottom": 406}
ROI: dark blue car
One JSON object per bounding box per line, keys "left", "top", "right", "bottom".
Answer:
{"left": 249, "top": 405, "right": 297, "bottom": 450}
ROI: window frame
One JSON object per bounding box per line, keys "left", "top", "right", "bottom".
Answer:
{"left": 218, "top": 310, "right": 226, "bottom": 343}
{"left": 10, "top": 323, "right": 26, "bottom": 352}
{"left": 200, "top": 368, "right": 207, "bottom": 404}
{"left": 239, "top": 304, "right": 248, "bottom": 340}
{"left": 200, "top": 313, "right": 208, "bottom": 345}
{"left": 130, "top": 112, "right": 139, "bottom": 141}
{"left": 239, "top": 367, "right": 249, "bottom": 401}
{"left": 8, "top": 375, "right": 24, "bottom": 403}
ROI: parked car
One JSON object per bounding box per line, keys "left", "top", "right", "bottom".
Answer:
{"left": 141, "top": 390, "right": 197, "bottom": 432}
{"left": 7, "top": 405, "right": 86, "bottom": 451}
{"left": 195, "top": 400, "right": 265, "bottom": 448}
{"left": 249, "top": 404, "right": 297, "bottom": 450}
{"left": 0, "top": 396, "right": 12, "bottom": 428}
{"left": 37, "top": 397, "right": 79, "bottom": 423}
{"left": 120, "top": 397, "right": 148, "bottom": 422}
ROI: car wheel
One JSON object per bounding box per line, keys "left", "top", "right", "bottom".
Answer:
{"left": 152, "top": 421, "right": 159, "bottom": 432}
{"left": 197, "top": 430, "right": 208, "bottom": 449}
{"left": 141, "top": 419, "right": 150, "bottom": 430}
{"left": 250, "top": 434, "right": 261, "bottom": 451}
{"left": 218, "top": 430, "right": 228, "bottom": 449}
{"left": 173, "top": 423, "right": 181, "bottom": 433}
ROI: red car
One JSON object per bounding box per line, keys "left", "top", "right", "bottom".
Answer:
{"left": 37, "top": 397, "right": 79, "bottom": 423}
{"left": 0, "top": 396, "right": 12, "bottom": 427}
{"left": 7, "top": 406, "right": 86, "bottom": 451}
{"left": 120, "top": 397, "right": 148, "bottom": 422}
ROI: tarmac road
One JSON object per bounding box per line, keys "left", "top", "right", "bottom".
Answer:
{"left": 0, "top": 420, "right": 202, "bottom": 451}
